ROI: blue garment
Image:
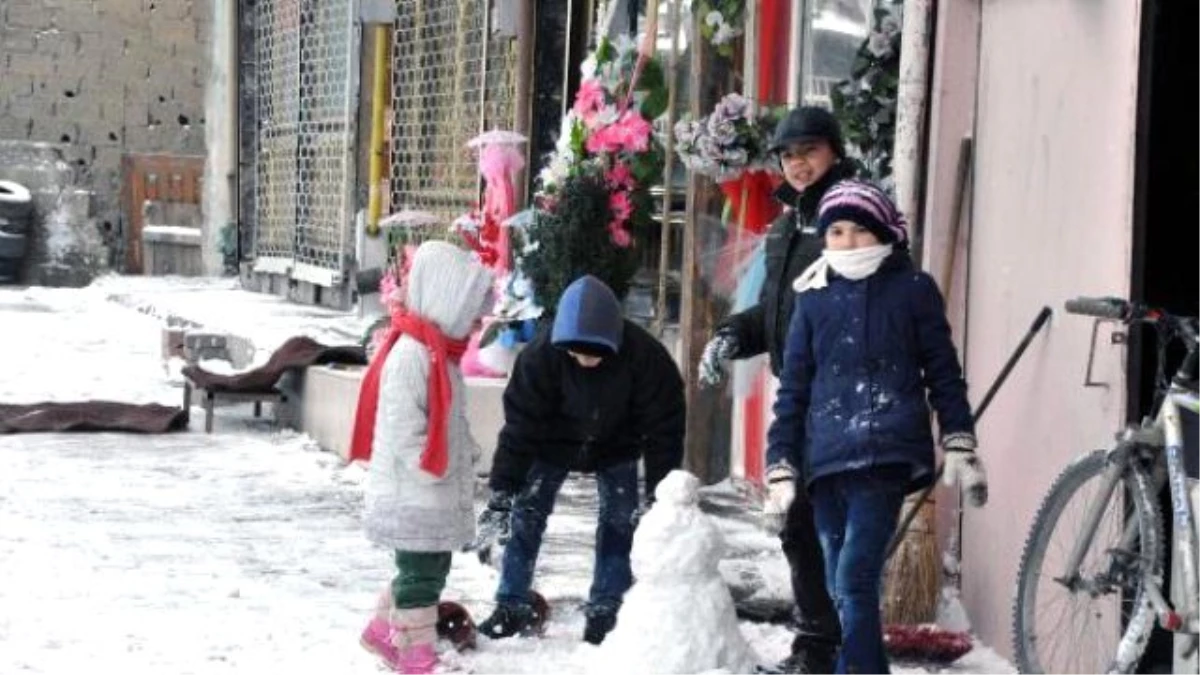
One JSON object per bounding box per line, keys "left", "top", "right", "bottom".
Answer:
{"left": 551, "top": 275, "right": 625, "bottom": 354}
{"left": 496, "top": 459, "right": 638, "bottom": 612}
{"left": 767, "top": 252, "right": 973, "bottom": 492}
{"left": 810, "top": 468, "right": 907, "bottom": 674}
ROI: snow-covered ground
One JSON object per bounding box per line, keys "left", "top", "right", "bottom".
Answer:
{"left": 0, "top": 277, "right": 1015, "bottom": 673}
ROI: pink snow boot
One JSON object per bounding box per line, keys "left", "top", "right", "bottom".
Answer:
{"left": 391, "top": 606, "right": 440, "bottom": 674}
{"left": 361, "top": 589, "right": 401, "bottom": 669}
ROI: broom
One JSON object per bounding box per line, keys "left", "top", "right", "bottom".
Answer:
{"left": 881, "top": 136, "right": 974, "bottom": 627}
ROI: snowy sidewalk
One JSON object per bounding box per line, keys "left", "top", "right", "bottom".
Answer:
{"left": 0, "top": 279, "right": 1014, "bottom": 673}
{"left": 93, "top": 274, "right": 373, "bottom": 361}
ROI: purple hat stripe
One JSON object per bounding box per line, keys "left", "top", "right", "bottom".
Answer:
{"left": 816, "top": 179, "right": 909, "bottom": 244}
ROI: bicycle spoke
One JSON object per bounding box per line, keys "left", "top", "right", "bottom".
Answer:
{"left": 1027, "top": 463, "right": 1133, "bottom": 673}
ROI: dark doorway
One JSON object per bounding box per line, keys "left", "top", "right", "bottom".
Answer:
{"left": 1130, "top": 0, "right": 1198, "bottom": 671}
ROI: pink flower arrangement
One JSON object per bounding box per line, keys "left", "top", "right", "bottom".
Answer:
{"left": 586, "top": 110, "right": 653, "bottom": 155}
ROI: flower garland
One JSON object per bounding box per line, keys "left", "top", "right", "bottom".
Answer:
{"left": 697, "top": 0, "right": 744, "bottom": 57}
{"left": 673, "top": 92, "right": 779, "bottom": 183}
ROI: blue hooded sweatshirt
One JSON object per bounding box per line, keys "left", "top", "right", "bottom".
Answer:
{"left": 551, "top": 275, "right": 625, "bottom": 355}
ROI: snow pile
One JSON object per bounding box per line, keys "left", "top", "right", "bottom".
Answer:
{"left": 587, "top": 470, "right": 758, "bottom": 674}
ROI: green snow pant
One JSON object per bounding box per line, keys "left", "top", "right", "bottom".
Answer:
{"left": 391, "top": 550, "right": 452, "bottom": 609}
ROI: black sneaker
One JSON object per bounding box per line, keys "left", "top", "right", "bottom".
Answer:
{"left": 478, "top": 603, "right": 538, "bottom": 640}
{"left": 582, "top": 609, "right": 617, "bottom": 645}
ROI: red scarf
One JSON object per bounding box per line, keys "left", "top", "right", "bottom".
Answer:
{"left": 349, "top": 312, "right": 469, "bottom": 477}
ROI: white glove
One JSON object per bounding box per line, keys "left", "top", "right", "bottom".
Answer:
{"left": 762, "top": 463, "right": 796, "bottom": 533}
{"left": 699, "top": 333, "right": 738, "bottom": 388}
{"left": 942, "top": 432, "right": 987, "bottom": 507}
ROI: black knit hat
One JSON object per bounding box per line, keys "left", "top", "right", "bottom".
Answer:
{"left": 769, "top": 106, "right": 845, "bottom": 158}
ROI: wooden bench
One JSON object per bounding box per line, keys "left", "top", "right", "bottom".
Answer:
{"left": 182, "top": 380, "right": 288, "bottom": 433}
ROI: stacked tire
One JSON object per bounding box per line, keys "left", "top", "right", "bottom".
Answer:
{"left": 0, "top": 180, "right": 34, "bottom": 284}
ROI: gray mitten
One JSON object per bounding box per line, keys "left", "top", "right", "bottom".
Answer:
{"left": 466, "top": 491, "right": 514, "bottom": 565}
{"left": 699, "top": 332, "right": 739, "bottom": 388}
{"left": 942, "top": 432, "right": 987, "bottom": 507}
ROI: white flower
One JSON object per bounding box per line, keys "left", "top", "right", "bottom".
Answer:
{"left": 710, "top": 120, "right": 738, "bottom": 146}
{"left": 595, "top": 104, "right": 621, "bottom": 126}
{"left": 581, "top": 55, "right": 598, "bottom": 79}
{"left": 555, "top": 114, "right": 578, "bottom": 152}
{"left": 598, "top": 61, "right": 622, "bottom": 87}
{"left": 674, "top": 119, "right": 696, "bottom": 143}
{"left": 713, "top": 23, "right": 740, "bottom": 45}
{"left": 718, "top": 93, "right": 749, "bottom": 119}
{"left": 867, "top": 32, "right": 892, "bottom": 58}
{"left": 705, "top": 10, "right": 724, "bottom": 27}
{"left": 726, "top": 148, "right": 749, "bottom": 167}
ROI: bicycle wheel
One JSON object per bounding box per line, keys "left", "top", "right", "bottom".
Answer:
{"left": 1012, "top": 448, "right": 1164, "bottom": 674}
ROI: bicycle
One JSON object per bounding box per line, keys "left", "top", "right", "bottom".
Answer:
{"left": 1012, "top": 297, "right": 1199, "bottom": 674}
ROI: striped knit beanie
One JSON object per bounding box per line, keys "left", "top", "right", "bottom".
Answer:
{"left": 815, "top": 179, "right": 908, "bottom": 246}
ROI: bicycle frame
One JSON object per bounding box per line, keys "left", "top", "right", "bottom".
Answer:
{"left": 1161, "top": 385, "right": 1199, "bottom": 633}
{"left": 1056, "top": 383, "right": 1199, "bottom": 635}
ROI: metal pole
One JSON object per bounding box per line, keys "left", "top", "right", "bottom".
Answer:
{"left": 366, "top": 25, "right": 390, "bottom": 235}
{"left": 655, "top": 0, "right": 682, "bottom": 337}
{"left": 786, "top": 0, "right": 804, "bottom": 106}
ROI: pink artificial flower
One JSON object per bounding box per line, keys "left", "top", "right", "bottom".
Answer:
{"left": 572, "top": 79, "right": 607, "bottom": 119}
{"left": 613, "top": 110, "right": 653, "bottom": 153}
{"left": 608, "top": 222, "right": 633, "bottom": 248}
{"left": 586, "top": 124, "right": 623, "bottom": 155}
{"left": 588, "top": 110, "right": 654, "bottom": 154}
{"left": 609, "top": 190, "right": 632, "bottom": 223}
{"left": 606, "top": 161, "right": 635, "bottom": 189}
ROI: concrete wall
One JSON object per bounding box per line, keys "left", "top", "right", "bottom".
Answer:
{"left": 297, "top": 364, "right": 507, "bottom": 473}
{"left": 0, "top": 141, "right": 105, "bottom": 286}
{"left": 950, "top": 0, "right": 1143, "bottom": 659}
{"left": 0, "top": 0, "right": 211, "bottom": 270}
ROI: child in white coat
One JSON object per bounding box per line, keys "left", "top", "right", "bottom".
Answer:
{"left": 350, "top": 241, "right": 494, "bottom": 673}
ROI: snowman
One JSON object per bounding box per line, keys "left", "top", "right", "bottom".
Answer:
{"left": 587, "top": 470, "right": 758, "bottom": 674}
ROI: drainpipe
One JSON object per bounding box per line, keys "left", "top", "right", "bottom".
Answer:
{"left": 786, "top": 0, "right": 808, "bottom": 107}
{"left": 892, "top": 0, "right": 933, "bottom": 262}
{"left": 227, "top": 0, "right": 239, "bottom": 268}
{"left": 365, "top": 25, "right": 391, "bottom": 237}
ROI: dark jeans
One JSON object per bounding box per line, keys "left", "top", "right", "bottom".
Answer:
{"left": 781, "top": 478, "right": 843, "bottom": 652}
{"left": 392, "top": 550, "right": 452, "bottom": 609}
{"left": 496, "top": 459, "right": 638, "bottom": 613}
{"left": 810, "top": 470, "right": 906, "bottom": 674}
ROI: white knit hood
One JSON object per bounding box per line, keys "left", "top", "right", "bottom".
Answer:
{"left": 405, "top": 241, "right": 495, "bottom": 340}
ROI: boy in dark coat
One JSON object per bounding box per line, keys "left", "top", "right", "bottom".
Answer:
{"left": 769, "top": 179, "right": 987, "bottom": 673}
{"left": 698, "top": 106, "right": 853, "bottom": 673}
{"left": 476, "top": 275, "right": 686, "bottom": 646}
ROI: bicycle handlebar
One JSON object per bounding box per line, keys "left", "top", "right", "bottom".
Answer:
{"left": 1064, "top": 296, "right": 1130, "bottom": 320}
{"left": 1067, "top": 297, "right": 1199, "bottom": 390}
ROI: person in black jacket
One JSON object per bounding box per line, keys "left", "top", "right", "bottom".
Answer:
{"left": 475, "top": 275, "right": 686, "bottom": 646}
{"left": 697, "top": 106, "right": 852, "bottom": 673}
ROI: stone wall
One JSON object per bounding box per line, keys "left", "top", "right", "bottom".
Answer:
{"left": 0, "top": 0, "right": 211, "bottom": 271}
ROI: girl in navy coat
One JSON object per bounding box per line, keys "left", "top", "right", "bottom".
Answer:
{"left": 766, "top": 180, "right": 988, "bottom": 673}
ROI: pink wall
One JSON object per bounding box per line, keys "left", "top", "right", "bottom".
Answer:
{"left": 921, "top": 0, "right": 984, "bottom": 587}
{"left": 924, "top": 0, "right": 1145, "bottom": 659}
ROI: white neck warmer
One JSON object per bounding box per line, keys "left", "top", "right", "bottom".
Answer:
{"left": 792, "top": 244, "right": 894, "bottom": 293}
